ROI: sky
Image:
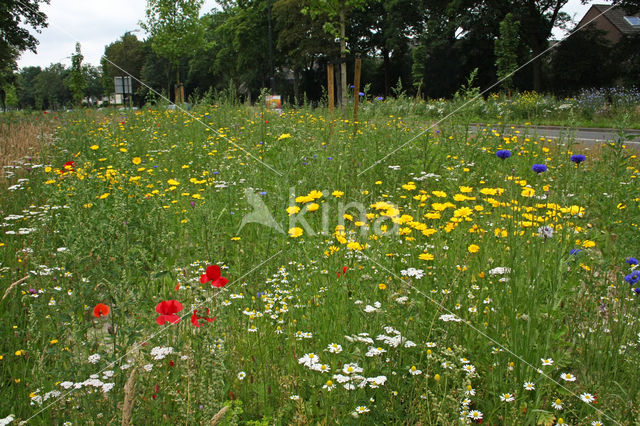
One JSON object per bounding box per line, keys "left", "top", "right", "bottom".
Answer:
{"left": 17, "top": 0, "right": 612, "bottom": 70}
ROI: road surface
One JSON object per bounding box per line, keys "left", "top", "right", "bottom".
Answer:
{"left": 469, "top": 124, "right": 640, "bottom": 150}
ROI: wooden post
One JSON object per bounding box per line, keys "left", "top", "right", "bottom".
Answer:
{"left": 353, "top": 56, "right": 362, "bottom": 123}
{"left": 327, "top": 63, "right": 335, "bottom": 114}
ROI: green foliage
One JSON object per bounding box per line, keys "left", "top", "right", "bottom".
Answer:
{"left": 141, "top": 0, "right": 205, "bottom": 83}
{"left": 494, "top": 13, "right": 520, "bottom": 93}
{"left": 64, "top": 43, "right": 88, "bottom": 106}
{"left": 101, "top": 33, "right": 146, "bottom": 97}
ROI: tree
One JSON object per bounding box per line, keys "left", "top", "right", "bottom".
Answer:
{"left": 16, "top": 66, "right": 42, "bottom": 109}
{"left": 350, "top": 0, "right": 424, "bottom": 97}
{"left": 548, "top": 26, "right": 614, "bottom": 94}
{"left": 0, "top": 0, "right": 49, "bottom": 61}
{"left": 303, "top": 0, "right": 370, "bottom": 111}
{"left": 101, "top": 32, "right": 146, "bottom": 100}
{"left": 65, "top": 43, "right": 87, "bottom": 105}
{"left": 84, "top": 65, "right": 105, "bottom": 105}
{"left": 1, "top": 0, "right": 49, "bottom": 109}
{"left": 33, "top": 63, "right": 71, "bottom": 110}
{"left": 141, "top": 0, "right": 204, "bottom": 102}
{"left": 484, "top": 0, "right": 570, "bottom": 91}
{"left": 0, "top": 54, "right": 17, "bottom": 111}
{"left": 273, "top": 0, "right": 336, "bottom": 102}
{"left": 494, "top": 13, "right": 520, "bottom": 94}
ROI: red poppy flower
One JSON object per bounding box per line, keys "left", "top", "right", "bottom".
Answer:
{"left": 191, "top": 309, "right": 216, "bottom": 327}
{"left": 337, "top": 266, "right": 348, "bottom": 277}
{"left": 155, "top": 300, "right": 183, "bottom": 325}
{"left": 93, "top": 303, "right": 110, "bottom": 318}
{"left": 61, "top": 161, "right": 75, "bottom": 174}
{"left": 200, "top": 265, "right": 229, "bottom": 288}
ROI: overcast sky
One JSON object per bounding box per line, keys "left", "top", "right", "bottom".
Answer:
{"left": 17, "top": 0, "right": 611, "bottom": 70}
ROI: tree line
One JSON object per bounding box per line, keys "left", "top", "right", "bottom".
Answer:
{"left": 2, "top": 0, "right": 640, "bottom": 111}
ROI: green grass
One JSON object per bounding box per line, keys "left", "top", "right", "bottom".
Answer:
{"left": 0, "top": 101, "right": 639, "bottom": 425}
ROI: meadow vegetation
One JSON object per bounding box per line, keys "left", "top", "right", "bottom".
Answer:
{"left": 0, "top": 98, "right": 639, "bottom": 425}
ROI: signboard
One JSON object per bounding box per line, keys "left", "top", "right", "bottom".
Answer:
{"left": 265, "top": 95, "right": 281, "bottom": 110}
{"left": 114, "top": 76, "right": 133, "bottom": 95}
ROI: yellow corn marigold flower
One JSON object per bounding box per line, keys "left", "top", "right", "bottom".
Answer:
{"left": 582, "top": 240, "right": 596, "bottom": 248}
{"left": 347, "top": 241, "right": 365, "bottom": 251}
{"left": 468, "top": 244, "right": 480, "bottom": 253}
{"left": 432, "top": 190, "right": 447, "bottom": 198}
{"left": 332, "top": 190, "right": 344, "bottom": 198}
{"left": 286, "top": 206, "right": 300, "bottom": 215}
{"left": 307, "top": 203, "right": 319, "bottom": 212}
{"left": 378, "top": 283, "right": 387, "bottom": 290}
{"left": 15, "top": 350, "right": 25, "bottom": 356}
{"left": 419, "top": 252, "right": 434, "bottom": 261}
{"left": 98, "top": 193, "right": 110, "bottom": 199}
{"left": 453, "top": 207, "right": 473, "bottom": 218}
{"left": 132, "top": 157, "right": 142, "bottom": 165}
{"left": 308, "top": 190, "right": 323, "bottom": 199}
{"left": 167, "top": 179, "right": 180, "bottom": 186}
{"left": 278, "top": 133, "right": 291, "bottom": 140}
{"left": 521, "top": 187, "right": 535, "bottom": 197}
{"left": 288, "top": 227, "right": 303, "bottom": 238}
{"left": 90, "top": 145, "right": 99, "bottom": 150}
{"left": 295, "top": 195, "right": 314, "bottom": 203}
{"left": 402, "top": 182, "right": 416, "bottom": 191}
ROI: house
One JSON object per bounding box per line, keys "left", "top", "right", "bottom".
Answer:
{"left": 576, "top": 4, "right": 640, "bottom": 43}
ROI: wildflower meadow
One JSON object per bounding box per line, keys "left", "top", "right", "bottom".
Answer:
{"left": 1, "top": 100, "right": 640, "bottom": 425}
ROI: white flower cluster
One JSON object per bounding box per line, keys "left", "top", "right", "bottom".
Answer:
{"left": 150, "top": 346, "right": 174, "bottom": 360}
{"left": 400, "top": 267, "right": 425, "bottom": 279}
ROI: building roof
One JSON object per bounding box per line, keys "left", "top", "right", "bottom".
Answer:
{"left": 584, "top": 4, "right": 640, "bottom": 35}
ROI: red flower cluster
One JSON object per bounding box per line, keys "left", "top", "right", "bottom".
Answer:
{"left": 155, "top": 264, "right": 228, "bottom": 326}
{"left": 200, "top": 265, "right": 229, "bottom": 288}
{"left": 155, "top": 300, "right": 183, "bottom": 325}
{"left": 337, "top": 266, "right": 348, "bottom": 277}
{"left": 61, "top": 161, "right": 75, "bottom": 174}
{"left": 191, "top": 309, "right": 216, "bottom": 327}
{"left": 93, "top": 303, "right": 110, "bottom": 318}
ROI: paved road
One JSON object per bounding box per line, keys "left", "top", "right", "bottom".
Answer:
{"left": 469, "top": 124, "right": 640, "bottom": 150}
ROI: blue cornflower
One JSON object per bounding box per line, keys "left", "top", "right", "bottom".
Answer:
{"left": 532, "top": 164, "right": 547, "bottom": 173}
{"left": 570, "top": 154, "right": 586, "bottom": 164}
{"left": 634, "top": 288, "right": 640, "bottom": 294}
{"left": 496, "top": 150, "right": 511, "bottom": 159}
{"left": 569, "top": 249, "right": 582, "bottom": 255}
{"left": 626, "top": 257, "right": 639, "bottom": 265}
{"left": 259, "top": 191, "right": 267, "bottom": 196}
{"left": 624, "top": 271, "right": 640, "bottom": 285}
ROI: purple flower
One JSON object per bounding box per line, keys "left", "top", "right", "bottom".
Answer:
{"left": 570, "top": 154, "right": 586, "bottom": 164}
{"left": 625, "top": 271, "right": 640, "bottom": 285}
{"left": 375, "top": 96, "right": 384, "bottom": 101}
{"left": 359, "top": 92, "right": 364, "bottom": 97}
{"left": 626, "top": 257, "right": 638, "bottom": 265}
{"left": 532, "top": 164, "right": 547, "bottom": 173}
{"left": 569, "top": 249, "right": 582, "bottom": 255}
{"left": 496, "top": 150, "right": 511, "bottom": 159}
